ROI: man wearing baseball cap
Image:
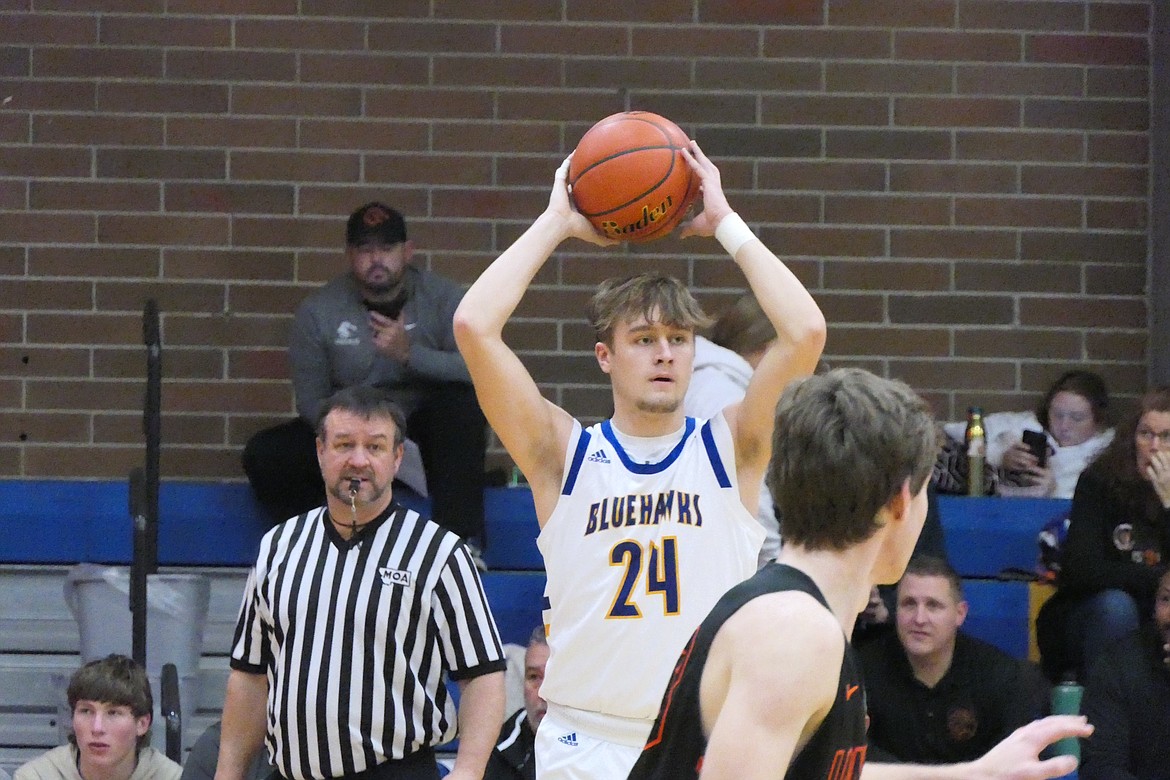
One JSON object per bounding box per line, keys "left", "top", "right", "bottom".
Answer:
{"left": 242, "top": 201, "right": 488, "bottom": 556}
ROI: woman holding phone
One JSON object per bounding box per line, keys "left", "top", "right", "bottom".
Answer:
{"left": 943, "top": 370, "right": 1114, "bottom": 498}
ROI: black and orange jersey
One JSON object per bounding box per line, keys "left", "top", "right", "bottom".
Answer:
{"left": 628, "top": 563, "right": 868, "bottom": 780}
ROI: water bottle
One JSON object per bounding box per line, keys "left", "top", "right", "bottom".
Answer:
{"left": 965, "top": 406, "right": 986, "bottom": 497}
{"left": 1050, "top": 676, "right": 1084, "bottom": 761}
{"left": 508, "top": 464, "right": 527, "bottom": 487}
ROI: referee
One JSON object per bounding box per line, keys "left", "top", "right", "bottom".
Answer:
{"left": 215, "top": 386, "right": 506, "bottom": 780}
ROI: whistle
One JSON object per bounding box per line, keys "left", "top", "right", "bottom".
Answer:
{"left": 347, "top": 478, "right": 360, "bottom": 536}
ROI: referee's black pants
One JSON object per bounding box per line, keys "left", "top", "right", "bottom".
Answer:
{"left": 270, "top": 747, "right": 440, "bottom": 780}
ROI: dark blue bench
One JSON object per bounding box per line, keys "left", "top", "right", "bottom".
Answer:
{"left": 960, "top": 579, "right": 1032, "bottom": 659}
{"left": 1, "top": 483, "right": 1067, "bottom": 577}
{"left": 0, "top": 481, "right": 543, "bottom": 568}
{"left": 0, "top": 480, "right": 273, "bottom": 566}
{"left": 480, "top": 570, "right": 545, "bottom": 646}
{"left": 483, "top": 487, "right": 541, "bottom": 570}
{"left": 938, "top": 495, "right": 1069, "bottom": 578}
{"left": 0, "top": 481, "right": 545, "bottom": 647}
{"left": 936, "top": 495, "right": 1070, "bottom": 661}
{"left": 0, "top": 483, "right": 1069, "bottom": 657}
{"left": 480, "top": 492, "right": 1072, "bottom": 579}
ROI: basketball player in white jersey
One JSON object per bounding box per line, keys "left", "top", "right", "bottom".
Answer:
{"left": 454, "top": 141, "right": 825, "bottom": 779}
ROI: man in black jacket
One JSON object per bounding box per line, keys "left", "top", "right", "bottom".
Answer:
{"left": 485, "top": 628, "right": 548, "bottom": 780}
{"left": 860, "top": 555, "right": 1049, "bottom": 764}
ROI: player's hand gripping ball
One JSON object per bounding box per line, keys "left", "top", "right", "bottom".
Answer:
{"left": 568, "top": 111, "right": 700, "bottom": 243}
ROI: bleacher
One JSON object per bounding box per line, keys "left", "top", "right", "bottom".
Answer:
{"left": 938, "top": 494, "right": 1068, "bottom": 661}
{"left": 0, "top": 481, "right": 1067, "bottom": 774}
{"left": 0, "top": 481, "right": 545, "bottom": 774}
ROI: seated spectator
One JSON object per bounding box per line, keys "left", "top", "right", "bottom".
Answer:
{"left": 178, "top": 721, "right": 271, "bottom": 780}
{"left": 15, "top": 654, "right": 181, "bottom": 780}
{"left": 1037, "top": 387, "right": 1170, "bottom": 682}
{"left": 942, "top": 370, "right": 1113, "bottom": 499}
{"left": 853, "top": 484, "right": 948, "bottom": 646}
{"left": 485, "top": 627, "right": 548, "bottom": 780}
{"left": 241, "top": 202, "right": 488, "bottom": 552}
{"left": 1080, "top": 567, "right": 1170, "bottom": 779}
{"left": 684, "top": 292, "right": 780, "bottom": 566}
{"left": 860, "top": 555, "right": 1049, "bottom": 764}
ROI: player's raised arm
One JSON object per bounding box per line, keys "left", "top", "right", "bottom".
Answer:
{"left": 679, "top": 142, "right": 827, "bottom": 498}
{"left": 453, "top": 157, "right": 615, "bottom": 513}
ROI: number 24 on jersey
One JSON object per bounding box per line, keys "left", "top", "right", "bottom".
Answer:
{"left": 607, "top": 537, "right": 680, "bottom": 618}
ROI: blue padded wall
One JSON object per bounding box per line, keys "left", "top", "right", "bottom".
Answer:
{"left": 938, "top": 495, "right": 1070, "bottom": 578}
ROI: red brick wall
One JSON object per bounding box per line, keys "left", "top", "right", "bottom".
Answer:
{"left": 0, "top": 1, "right": 1151, "bottom": 480}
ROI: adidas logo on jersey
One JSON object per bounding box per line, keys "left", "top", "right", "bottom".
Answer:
{"left": 586, "top": 448, "right": 610, "bottom": 464}
{"left": 557, "top": 732, "right": 579, "bottom": 746}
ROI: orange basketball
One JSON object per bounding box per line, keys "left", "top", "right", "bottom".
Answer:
{"left": 568, "top": 111, "right": 700, "bottom": 243}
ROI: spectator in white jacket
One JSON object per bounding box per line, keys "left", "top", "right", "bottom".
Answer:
{"left": 943, "top": 370, "right": 1114, "bottom": 499}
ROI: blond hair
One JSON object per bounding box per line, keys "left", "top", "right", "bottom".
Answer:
{"left": 586, "top": 273, "right": 711, "bottom": 345}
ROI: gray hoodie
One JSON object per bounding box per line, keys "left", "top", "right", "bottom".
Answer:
{"left": 684, "top": 336, "right": 781, "bottom": 567}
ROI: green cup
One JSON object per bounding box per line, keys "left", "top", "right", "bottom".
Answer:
{"left": 1050, "top": 682, "right": 1084, "bottom": 760}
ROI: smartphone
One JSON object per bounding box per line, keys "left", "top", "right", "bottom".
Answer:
{"left": 1022, "top": 429, "right": 1048, "bottom": 467}
{"left": 362, "top": 290, "right": 407, "bottom": 320}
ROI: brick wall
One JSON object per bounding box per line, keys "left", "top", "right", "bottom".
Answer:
{"left": 0, "top": 1, "right": 1152, "bottom": 480}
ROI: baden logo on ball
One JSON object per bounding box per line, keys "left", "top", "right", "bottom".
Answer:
{"left": 568, "top": 111, "right": 700, "bottom": 243}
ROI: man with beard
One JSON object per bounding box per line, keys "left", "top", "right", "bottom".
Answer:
{"left": 242, "top": 203, "right": 487, "bottom": 551}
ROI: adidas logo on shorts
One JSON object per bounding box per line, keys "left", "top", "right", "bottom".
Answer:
{"left": 586, "top": 448, "right": 610, "bottom": 464}
{"left": 557, "top": 732, "right": 579, "bottom": 746}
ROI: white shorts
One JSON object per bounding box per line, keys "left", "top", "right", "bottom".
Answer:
{"left": 534, "top": 705, "right": 650, "bottom": 780}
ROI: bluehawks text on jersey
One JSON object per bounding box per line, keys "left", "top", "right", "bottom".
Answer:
{"left": 584, "top": 491, "right": 703, "bottom": 536}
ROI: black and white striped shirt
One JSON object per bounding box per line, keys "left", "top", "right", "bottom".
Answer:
{"left": 230, "top": 502, "right": 505, "bottom": 780}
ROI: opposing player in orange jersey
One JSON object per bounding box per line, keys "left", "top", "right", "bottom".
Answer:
{"left": 628, "top": 368, "right": 1093, "bottom": 780}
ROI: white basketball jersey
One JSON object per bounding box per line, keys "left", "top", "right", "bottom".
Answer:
{"left": 537, "top": 414, "right": 765, "bottom": 721}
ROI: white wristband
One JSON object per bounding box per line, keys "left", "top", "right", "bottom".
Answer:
{"left": 715, "top": 212, "right": 755, "bottom": 257}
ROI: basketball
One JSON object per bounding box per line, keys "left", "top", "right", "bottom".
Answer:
{"left": 568, "top": 111, "right": 700, "bottom": 243}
